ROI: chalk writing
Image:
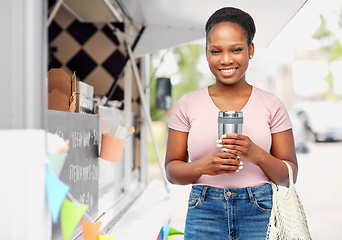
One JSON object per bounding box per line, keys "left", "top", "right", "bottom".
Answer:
{"left": 70, "top": 131, "right": 93, "bottom": 148}
{"left": 79, "top": 192, "right": 94, "bottom": 210}
{"left": 70, "top": 164, "right": 98, "bottom": 183}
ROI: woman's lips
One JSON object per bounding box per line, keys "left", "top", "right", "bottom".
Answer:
{"left": 219, "top": 67, "right": 237, "bottom": 77}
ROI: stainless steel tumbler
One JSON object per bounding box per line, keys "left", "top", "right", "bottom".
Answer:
{"left": 218, "top": 111, "right": 243, "bottom": 139}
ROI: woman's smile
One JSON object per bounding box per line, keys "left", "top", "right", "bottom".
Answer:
{"left": 219, "top": 67, "right": 238, "bottom": 77}
{"left": 206, "top": 22, "right": 253, "bottom": 86}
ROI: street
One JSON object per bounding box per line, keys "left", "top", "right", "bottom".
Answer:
{"left": 295, "top": 140, "right": 342, "bottom": 240}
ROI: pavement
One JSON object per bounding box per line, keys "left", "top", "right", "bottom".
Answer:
{"left": 148, "top": 163, "right": 189, "bottom": 240}
{"left": 294, "top": 141, "right": 342, "bottom": 240}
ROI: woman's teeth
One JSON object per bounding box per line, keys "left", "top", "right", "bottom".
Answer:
{"left": 221, "top": 69, "right": 235, "bottom": 73}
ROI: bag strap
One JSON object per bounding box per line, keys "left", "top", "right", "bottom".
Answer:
{"left": 282, "top": 160, "right": 294, "bottom": 186}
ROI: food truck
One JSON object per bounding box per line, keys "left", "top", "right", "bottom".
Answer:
{"left": 0, "top": 0, "right": 307, "bottom": 239}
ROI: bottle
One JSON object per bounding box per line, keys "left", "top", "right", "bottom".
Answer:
{"left": 218, "top": 111, "right": 243, "bottom": 139}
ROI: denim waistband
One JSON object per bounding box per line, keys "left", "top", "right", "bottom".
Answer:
{"left": 191, "top": 184, "right": 272, "bottom": 203}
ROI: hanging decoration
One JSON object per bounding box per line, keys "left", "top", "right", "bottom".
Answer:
{"left": 60, "top": 198, "right": 89, "bottom": 240}
{"left": 157, "top": 222, "right": 184, "bottom": 240}
{"left": 98, "top": 235, "right": 115, "bottom": 240}
{"left": 81, "top": 219, "right": 102, "bottom": 240}
{"left": 45, "top": 164, "right": 70, "bottom": 223}
{"left": 45, "top": 133, "right": 116, "bottom": 239}
{"left": 48, "top": 152, "right": 68, "bottom": 177}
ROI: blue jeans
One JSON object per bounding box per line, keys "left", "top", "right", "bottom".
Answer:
{"left": 184, "top": 184, "right": 273, "bottom": 240}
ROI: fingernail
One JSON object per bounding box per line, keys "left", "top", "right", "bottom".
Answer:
{"left": 239, "top": 161, "right": 243, "bottom": 165}
{"left": 239, "top": 166, "right": 243, "bottom": 170}
{"left": 216, "top": 139, "right": 222, "bottom": 143}
{"left": 237, "top": 156, "right": 240, "bottom": 159}
{"left": 221, "top": 134, "right": 227, "bottom": 139}
{"left": 236, "top": 170, "right": 240, "bottom": 173}
{"left": 221, "top": 148, "right": 228, "bottom": 152}
{"left": 216, "top": 144, "right": 223, "bottom": 148}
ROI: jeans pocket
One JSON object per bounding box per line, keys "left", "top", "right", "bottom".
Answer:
{"left": 188, "top": 192, "right": 201, "bottom": 210}
{"left": 254, "top": 192, "right": 273, "bottom": 212}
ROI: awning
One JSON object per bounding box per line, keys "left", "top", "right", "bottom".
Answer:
{"left": 123, "top": 0, "right": 308, "bottom": 56}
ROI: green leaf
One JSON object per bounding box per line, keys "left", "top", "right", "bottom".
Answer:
{"left": 312, "top": 15, "right": 331, "bottom": 40}
{"left": 330, "top": 40, "right": 342, "bottom": 61}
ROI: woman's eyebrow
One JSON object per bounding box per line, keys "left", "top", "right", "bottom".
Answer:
{"left": 209, "top": 43, "right": 244, "bottom": 48}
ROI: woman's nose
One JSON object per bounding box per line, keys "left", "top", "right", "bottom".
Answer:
{"left": 220, "top": 52, "right": 233, "bottom": 64}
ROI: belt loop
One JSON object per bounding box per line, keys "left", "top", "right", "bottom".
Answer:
{"left": 247, "top": 187, "right": 255, "bottom": 203}
{"left": 200, "top": 186, "right": 209, "bottom": 201}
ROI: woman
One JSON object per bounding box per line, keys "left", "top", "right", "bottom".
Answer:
{"left": 164, "top": 7, "right": 298, "bottom": 240}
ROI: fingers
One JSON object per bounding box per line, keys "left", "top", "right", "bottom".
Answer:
{"left": 225, "top": 145, "right": 246, "bottom": 156}
{"left": 218, "top": 157, "right": 243, "bottom": 171}
{"left": 214, "top": 161, "right": 244, "bottom": 175}
{"left": 220, "top": 133, "right": 243, "bottom": 140}
{"left": 216, "top": 135, "right": 249, "bottom": 156}
{"left": 219, "top": 157, "right": 241, "bottom": 166}
{"left": 217, "top": 138, "right": 247, "bottom": 147}
{"left": 217, "top": 151, "right": 238, "bottom": 159}
{"left": 208, "top": 154, "right": 243, "bottom": 175}
{"left": 218, "top": 144, "right": 246, "bottom": 156}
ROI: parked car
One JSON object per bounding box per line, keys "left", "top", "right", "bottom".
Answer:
{"left": 296, "top": 101, "right": 342, "bottom": 142}
{"left": 288, "top": 109, "right": 309, "bottom": 153}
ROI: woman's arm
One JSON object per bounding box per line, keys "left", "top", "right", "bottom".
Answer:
{"left": 264, "top": 129, "right": 298, "bottom": 185}
{"left": 165, "top": 128, "right": 242, "bottom": 185}
{"left": 164, "top": 129, "right": 199, "bottom": 185}
{"left": 219, "top": 129, "right": 298, "bottom": 186}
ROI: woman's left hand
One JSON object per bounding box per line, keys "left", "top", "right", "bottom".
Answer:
{"left": 217, "top": 133, "right": 265, "bottom": 163}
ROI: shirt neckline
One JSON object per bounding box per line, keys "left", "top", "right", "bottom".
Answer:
{"left": 205, "top": 86, "right": 255, "bottom": 112}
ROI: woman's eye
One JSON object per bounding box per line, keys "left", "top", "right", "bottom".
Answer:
{"left": 210, "top": 50, "right": 219, "bottom": 54}
{"left": 233, "top": 48, "right": 242, "bottom": 53}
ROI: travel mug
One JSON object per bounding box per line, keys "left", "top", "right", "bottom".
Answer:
{"left": 218, "top": 111, "right": 243, "bottom": 139}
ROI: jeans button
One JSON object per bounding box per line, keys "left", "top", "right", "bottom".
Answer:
{"left": 227, "top": 191, "right": 232, "bottom": 197}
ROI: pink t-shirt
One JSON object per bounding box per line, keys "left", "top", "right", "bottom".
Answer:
{"left": 168, "top": 86, "right": 292, "bottom": 188}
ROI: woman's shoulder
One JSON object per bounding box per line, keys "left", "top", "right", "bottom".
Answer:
{"left": 185, "top": 86, "right": 208, "bottom": 97}
{"left": 177, "top": 87, "right": 208, "bottom": 103}
{"left": 252, "top": 86, "right": 276, "bottom": 99}
{"left": 251, "top": 86, "right": 286, "bottom": 111}
{"left": 252, "top": 86, "right": 284, "bottom": 104}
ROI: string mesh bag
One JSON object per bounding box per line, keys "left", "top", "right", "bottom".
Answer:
{"left": 266, "top": 161, "right": 312, "bottom": 240}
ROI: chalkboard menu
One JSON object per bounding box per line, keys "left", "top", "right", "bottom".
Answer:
{"left": 47, "top": 110, "right": 100, "bottom": 240}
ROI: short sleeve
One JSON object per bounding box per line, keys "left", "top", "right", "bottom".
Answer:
{"left": 168, "top": 94, "right": 190, "bottom": 132}
{"left": 270, "top": 95, "right": 292, "bottom": 134}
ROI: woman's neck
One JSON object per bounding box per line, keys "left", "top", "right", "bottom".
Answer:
{"left": 210, "top": 79, "right": 251, "bottom": 97}
{"left": 208, "top": 80, "right": 253, "bottom": 111}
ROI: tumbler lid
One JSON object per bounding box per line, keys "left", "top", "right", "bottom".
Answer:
{"left": 218, "top": 111, "right": 243, "bottom": 118}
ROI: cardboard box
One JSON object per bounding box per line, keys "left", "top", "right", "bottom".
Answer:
{"left": 48, "top": 69, "right": 76, "bottom": 112}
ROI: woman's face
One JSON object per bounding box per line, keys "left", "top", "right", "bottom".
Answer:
{"left": 206, "top": 22, "right": 254, "bottom": 86}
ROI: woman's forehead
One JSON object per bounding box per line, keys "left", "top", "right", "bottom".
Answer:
{"left": 207, "top": 22, "right": 247, "bottom": 44}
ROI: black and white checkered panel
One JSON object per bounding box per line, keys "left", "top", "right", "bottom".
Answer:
{"left": 48, "top": 1, "right": 125, "bottom": 100}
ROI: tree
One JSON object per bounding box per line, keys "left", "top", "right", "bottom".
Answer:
{"left": 312, "top": 5, "right": 342, "bottom": 99}
{"left": 149, "top": 44, "right": 205, "bottom": 120}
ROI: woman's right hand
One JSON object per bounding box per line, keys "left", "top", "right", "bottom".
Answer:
{"left": 194, "top": 151, "right": 243, "bottom": 176}
{"left": 165, "top": 129, "right": 243, "bottom": 185}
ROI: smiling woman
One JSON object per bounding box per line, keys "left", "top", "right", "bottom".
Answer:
{"left": 206, "top": 22, "right": 253, "bottom": 93}
{"left": 164, "top": 7, "right": 298, "bottom": 240}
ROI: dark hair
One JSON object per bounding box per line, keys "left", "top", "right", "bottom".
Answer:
{"left": 205, "top": 7, "right": 256, "bottom": 46}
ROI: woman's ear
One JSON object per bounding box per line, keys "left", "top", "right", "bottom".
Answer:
{"left": 249, "top": 42, "right": 255, "bottom": 59}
